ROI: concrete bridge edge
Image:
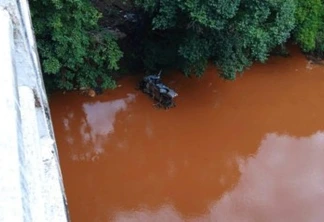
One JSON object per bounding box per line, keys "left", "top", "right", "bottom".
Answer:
{"left": 0, "top": 0, "right": 70, "bottom": 221}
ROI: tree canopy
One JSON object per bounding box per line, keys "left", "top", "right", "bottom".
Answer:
{"left": 29, "top": 0, "right": 324, "bottom": 91}
{"left": 30, "top": 0, "right": 123, "bottom": 91}
{"left": 294, "top": 0, "right": 324, "bottom": 52}
{"left": 136, "top": 0, "right": 296, "bottom": 79}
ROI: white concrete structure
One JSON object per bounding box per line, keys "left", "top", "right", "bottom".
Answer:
{"left": 0, "top": 0, "right": 69, "bottom": 221}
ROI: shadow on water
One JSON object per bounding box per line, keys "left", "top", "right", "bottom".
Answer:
{"left": 50, "top": 46, "right": 324, "bottom": 221}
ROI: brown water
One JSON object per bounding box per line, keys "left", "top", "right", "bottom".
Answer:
{"left": 50, "top": 47, "right": 324, "bottom": 222}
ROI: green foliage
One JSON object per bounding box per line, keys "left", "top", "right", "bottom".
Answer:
{"left": 294, "top": 0, "right": 324, "bottom": 52}
{"left": 30, "top": 0, "right": 123, "bottom": 91}
{"left": 31, "top": 0, "right": 324, "bottom": 90}
{"left": 316, "top": 24, "right": 324, "bottom": 53}
{"left": 135, "top": 0, "right": 297, "bottom": 79}
{"left": 178, "top": 34, "right": 212, "bottom": 76}
{"left": 182, "top": 0, "right": 240, "bottom": 30}
{"left": 214, "top": 0, "right": 296, "bottom": 78}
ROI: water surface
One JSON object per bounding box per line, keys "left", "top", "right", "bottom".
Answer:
{"left": 50, "top": 47, "right": 324, "bottom": 221}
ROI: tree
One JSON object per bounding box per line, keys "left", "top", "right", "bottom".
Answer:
{"left": 293, "top": 0, "right": 324, "bottom": 52}
{"left": 135, "top": 0, "right": 296, "bottom": 79}
{"left": 30, "top": 0, "right": 123, "bottom": 91}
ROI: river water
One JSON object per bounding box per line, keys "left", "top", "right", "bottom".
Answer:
{"left": 50, "top": 47, "right": 324, "bottom": 222}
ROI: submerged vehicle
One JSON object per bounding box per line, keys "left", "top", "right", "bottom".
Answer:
{"left": 138, "top": 71, "right": 178, "bottom": 109}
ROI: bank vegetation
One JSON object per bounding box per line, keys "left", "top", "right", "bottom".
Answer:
{"left": 29, "top": 0, "right": 324, "bottom": 92}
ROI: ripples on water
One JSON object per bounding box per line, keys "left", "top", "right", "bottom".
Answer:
{"left": 50, "top": 47, "right": 324, "bottom": 222}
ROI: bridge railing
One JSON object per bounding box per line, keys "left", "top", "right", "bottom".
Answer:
{"left": 0, "top": 0, "right": 69, "bottom": 221}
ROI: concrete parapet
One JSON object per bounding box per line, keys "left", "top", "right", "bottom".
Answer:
{"left": 0, "top": 1, "right": 69, "bottom": 221}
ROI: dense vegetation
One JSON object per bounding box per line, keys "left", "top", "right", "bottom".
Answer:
{"left": 30, "top": 0, "right": 123, "bottom": 91}
{"left": 29, "top": 0, "right": 324, "bottom": 92}
{"left": 294, "top": 0, "right": 324, "bottom": 56}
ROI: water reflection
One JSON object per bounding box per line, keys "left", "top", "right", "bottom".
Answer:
{"left": 68, "top": 93, "right": 136, "bottom": 162}
{"left": 50, "top": 48, "right": 324, "bottom": 222}
{"left": 82, "top": 93, "right": 135, "bottom": 137}
{"left": 112, "top": 132, "right": 324, "bottom": 222}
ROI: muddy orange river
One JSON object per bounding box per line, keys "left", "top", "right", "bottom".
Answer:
{"left": 50, "top": 48, "right": 324, "bottom": 222}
